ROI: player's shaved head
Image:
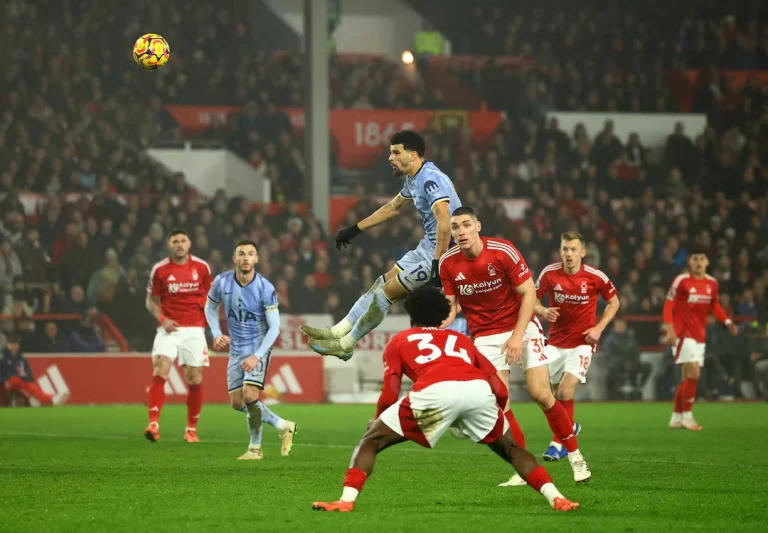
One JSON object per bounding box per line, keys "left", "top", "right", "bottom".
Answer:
{"left": 390, "top": 130, "right": 426, "bottom": 157}
{"left": 404, "top": 286, "right": 451, "bottom": 327}
{"left": 451, "top": 206, "right": 478, "bottom": 220}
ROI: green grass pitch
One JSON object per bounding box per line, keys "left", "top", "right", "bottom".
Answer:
{"left": 2, "top": 403, "right": 767, "bottom": 532}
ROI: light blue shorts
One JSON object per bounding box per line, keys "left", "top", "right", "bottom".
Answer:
{"left": 394, "top": 239, "right": 435, "bottom": 292}
{"left": 227, "top": 351, "right": 272, "bottom": 392}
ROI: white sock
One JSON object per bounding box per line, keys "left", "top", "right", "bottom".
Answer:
{"left": 567, "top": 449, "right": 582, "bottom": 462}
{"left": 682, "top": 411, "right": 693, "bottom": 421}
{"left": 340, "top": 486, "right": 359, "bottom": 502}
{"left": 670, "top": 412, "right": 682, "bottom": 423}
{"left": 275, "top": 419, "right": 288, "bottom": 431}
{"left": 549, "top": 441, "right": 563, "bottom": 452}
{"left": 331, "top": 319, "right": 354, "bottom": 338}
{"left": 540, "top": 483, "right": 563, "bottom": 507}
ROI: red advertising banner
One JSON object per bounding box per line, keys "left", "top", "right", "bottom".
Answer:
{"left": 25, "top": 353, "right": 324, "bottom": 405}
{"left": 165, "top": 105, "right": 503, "bottom": 169}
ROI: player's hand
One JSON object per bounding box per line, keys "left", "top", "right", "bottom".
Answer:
{"left": 241, "top": 355, "right": 261, "bottom": 373}
{"left": 583, "top": 326, "right": 603, "bottom": 344}
{"left": 213, "top": 335, "right": 230, "bottom": 350}
{"left": 367, "top": 419, "right": 375, "bottom": 430}
{"left": 540, "top": 307, "right": 560, "bottom": 322}
{"left": 726, "top": 322, "right": 739, "bottom": 336}
{"left": 429, "top": 259, "right": 442, "bottom": 288}
{"left": 502, "top": 333, "right": 523, "bottom": 365}
{"left": 161, "top": 318, "right": 179, "bottom": 333}
{"left": 335, "top": 224, "right": 362, "bottom": 250}
{"left": 665, "top": 327, "right": 678, "bottom": 346}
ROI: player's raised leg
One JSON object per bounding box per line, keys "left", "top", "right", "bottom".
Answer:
{"left": 312, "top": 419, "right": 408, "bottom": 511}
{"left": 145, "top": 354, "right": 172, "bottom": 442}
{"left": 308, "top": 266, "right": 408, "bottom": 360}
{"left": 526, "top": 364, "right": 591, "bottom": 483}
{"left": 300, "top": 274, "right": 388, "bottom": 340}
{"left": 489, "top": 368, "right": 529, "bottom": 488}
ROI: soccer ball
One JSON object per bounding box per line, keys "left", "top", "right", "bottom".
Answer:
{"left": 133, "top": 33, "right": 170, "bottom": 70}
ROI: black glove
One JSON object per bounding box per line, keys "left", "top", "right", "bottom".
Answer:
{"left": 335, "top": 224, "right": 362, "bottom": 250}
{"left": 430, "top": 259, "right": 442, "bottom": 288}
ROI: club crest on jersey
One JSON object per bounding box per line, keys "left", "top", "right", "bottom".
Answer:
{"left": 581, "top": 281, "right": 588, "bottom": 294}
{"left": 488, "top": 263, "right": 497, "bottom": 277}
{"left": 192, "top": 270, "right": 199, "bottom": 281}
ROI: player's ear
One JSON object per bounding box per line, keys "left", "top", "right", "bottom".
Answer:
{"left": 476, "top": 220, "right": 482, "bottom": 233}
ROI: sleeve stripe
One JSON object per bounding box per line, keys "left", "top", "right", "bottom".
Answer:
{"left": 584, "top": 265, "right": 610, "bottom": 283}
{"left": 438, "top": 246, "right": 462, "bottom": 271}
{"left": 207, "top": 295, "right": 219, "bottom": 304}
{"left": 398, "top": 192, "right": 414, "bottom": 200}
{"left": 430, "top": 197, "right": 450, "bottom": 208}
{"left": 666, "top": 274, "right": 688, "bottom": 301}
{"left": 265, "top": 305, "right": 279, "bottom": 311}
{"left": 487, "top": 242, "right": 520, "bottom": 263}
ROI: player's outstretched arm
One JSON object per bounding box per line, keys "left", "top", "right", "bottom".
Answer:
{"left": 358, "top": 194, "right": 410, "bottom": 231}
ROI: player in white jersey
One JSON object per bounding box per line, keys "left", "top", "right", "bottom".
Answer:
{"left": 301, "top": 131, "right": 461, "bottom": 360}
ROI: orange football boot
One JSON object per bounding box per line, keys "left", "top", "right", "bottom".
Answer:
{"left": 312, "top": 500, "right": 355, "bottom": 512}
{"left": 144, "top": 422, "right": 160, "bottom": 442}
{"left": 184, "top": 428, "right": 200, "bottom": 442}
{"left": 553, "top": 497, "right": 580, "bottom": 512}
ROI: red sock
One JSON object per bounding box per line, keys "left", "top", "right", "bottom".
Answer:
{"left": 682, "top": 378, "right": 698, "bottom": 413}
{"left": 673, "top": 381, "right": 685, "bottom": 413}
{"left": 186, "top": 383, "right": 203, "bottom": 429}
{"left": 543, "top": 401, "right": 578, "bottom": 453}
{"left": 525, "top": 465, "right": 553, "bottom": 492}
{"left": 343, "top": 468, "right": 368, "bottom": 492}
{"left": 148, "top": 376, "right": 166, "bottom": 424}
{"left": 552, "top": 399, "right": 575, "bottom": 445}
{"left": 504, "top": 410, "right": 527, "bottom": 449}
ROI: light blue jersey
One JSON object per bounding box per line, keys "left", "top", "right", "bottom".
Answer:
{"left": 207, "top": 270, "right": 278, "bottom": 358}
{"left": 398, "top": 161, "right": 462, "bottom": 252}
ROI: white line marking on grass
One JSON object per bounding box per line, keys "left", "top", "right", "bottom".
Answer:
{"left": 0, "top": 431, "right": 764, "bottom": 469}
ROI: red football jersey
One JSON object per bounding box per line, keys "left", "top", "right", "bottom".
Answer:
{"left": 147, "top": 255, "right": 213, "bottom": 327}
{"left": 665, "top": 273, "right": 722, "bottom": 343}
{"left": 440, "top": 237, "right": 533, "bottom": 337}
{"left": 536, "top": 262, "right": 617, "bottom": 348}
{"left": 382, "top": 327, "right": 497, "bottom": 392}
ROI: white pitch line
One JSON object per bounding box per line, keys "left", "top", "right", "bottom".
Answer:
{"left": 0, "top": 431, "right": 764, "bottom": 469}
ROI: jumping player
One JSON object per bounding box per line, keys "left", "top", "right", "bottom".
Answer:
{"left": 204, "top": 239, "right": 297, "bottom": 459}
{"left": 311, "top": 286, "right": 580, "bottom": 513}
{"left": 439, "top": 207, "right": 591, "bottom": 485}
{"left": 144, "top": 229, "right": 213, "bottom": 443}
{"left": 664, "top": 250, "right": 738, "bottom": 430}
{"left": 535, "top": 232, "right": 620, "bottom": 461}
{"left": 301, "top": 130, "right": 461, "bottom": 360}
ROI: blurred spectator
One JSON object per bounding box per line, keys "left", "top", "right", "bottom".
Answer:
{"left": 0, "top": 334, "right": 55, "bottom": 406}
{"left": 30, "top": 322, "right": 69, "bottom": 353}
{"left": 603, "top": 318, "right": 650, "bottom": 400}
{"left": 0, "top": 239, "right": 23, "bottom": 294}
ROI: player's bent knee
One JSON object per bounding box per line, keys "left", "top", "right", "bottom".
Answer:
{"left": 382, "top": 277, "right": 407, "bottom": 303}
{"left": 242, "top": 384, "right": 261, "bottom": 404}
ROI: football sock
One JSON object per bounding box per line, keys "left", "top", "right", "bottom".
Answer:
{"left": 340, "top": 468, "right": 368, "bottom": 502}
{"left": 186, "top": 383, "right": 203, "bottom": 429}
{"left": 335, "top": 275, "right": 385, "bottom": 337}
{"left": 148, "top": 375, "right": 166, "bottom": 424}
{"left": 236, "top": 405, "right": 247, "bottom": 413}
{"left": 259, "top": 401, "right": 286, "bottom": 429}
{"left": 552, "top": 399, "right": 575, "bottom": 445}
{"left": 673, "top": 381, "right": 685, "bottom": 413}
{"left": 543, "top": 401, "right": 578, "bottom": 453}
{"left": 341, "top": 287, "right": 393, "bottom": 351}
{"left": 504, "top": 410, "right": 527, "bottom": 449}
{"left": 682, "top": 378, "right": 698, "bottom": 414}
{"left": 524, "top": 465, "right": 562, "bottom": 507}
{"left": 245, "top": 400, "right": 263, "bottom": 446}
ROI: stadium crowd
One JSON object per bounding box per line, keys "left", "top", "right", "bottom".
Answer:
{"left": 1, "top": 0, "right": 767, "bottom": 402}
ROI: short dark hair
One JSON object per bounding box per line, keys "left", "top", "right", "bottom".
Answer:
{"left": 390, "top": 130, "right": 426, "bottom": 157}
{"left": 451, "top": 206, "right": 478, "bottom": 219}
{"left": 234, "top": 239, "right": 258, "bottom": 252}
{"left": 404, "top": 286, "right": 451, "bottom": 327}
{"left": 689, "top": 248, "right": 709, "bottom": 258}
{"left": 167, "top": 228, "right": 188, "bottom": 240}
